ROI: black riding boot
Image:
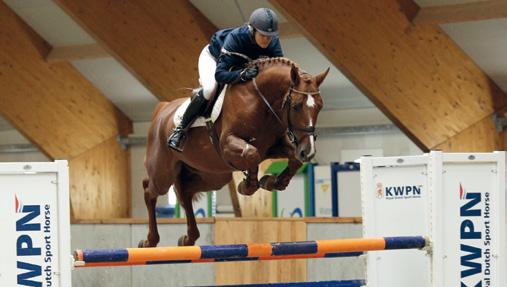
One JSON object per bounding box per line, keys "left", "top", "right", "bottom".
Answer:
{"left": 167, "top": 89, "right": 209, "bottom": 152}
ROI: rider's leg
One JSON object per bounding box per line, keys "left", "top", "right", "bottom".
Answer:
{"left": 167, "top": 45, "right": 217, "bottom": 152}
{"left": 198, "top": 45, "right": 218, "bottom": 100}
{"left": 167, "top": 89, "right": 208, "bottom": 152}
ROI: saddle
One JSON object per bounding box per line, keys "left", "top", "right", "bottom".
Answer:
{"left": 173, "top": 84, "right": 226, "bottom": 128}
{"left": 173, "top": 84, "right": 229, "bottom": 164}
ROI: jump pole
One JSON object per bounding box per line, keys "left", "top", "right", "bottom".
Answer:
{"left": 73, "top": 236, "right": 427, "bottom": 267}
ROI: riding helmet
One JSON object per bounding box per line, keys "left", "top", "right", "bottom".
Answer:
{"left": 249, "top": 8, "right": 279, "bottom": 36}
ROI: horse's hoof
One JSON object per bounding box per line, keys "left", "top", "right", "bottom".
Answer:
{"left": 138, "top": 240, "right": 147, "bottom": 248}
{"left": 274, "top": 179, "right": 289, "bottom": 191}
{"left": 259, "top": 175, "right": 277, "bottom": 191}
{"left": 178, "top": 235, "right": 189, "bottom": 246}
{"left": 178, "top": 235, "right": 195, "bottom": 246}
{"left": 238, "top": 181, "right": 257, "bottom": 196}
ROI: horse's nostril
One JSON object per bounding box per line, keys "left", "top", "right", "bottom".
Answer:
{"left": 300, "top": 150, "right": 306, "bottom": 159}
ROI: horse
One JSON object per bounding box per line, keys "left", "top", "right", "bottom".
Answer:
{"left": 140, "top": 57, "right": 329, "bottom": 247}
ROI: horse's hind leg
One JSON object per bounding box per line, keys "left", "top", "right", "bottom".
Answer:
{"left": 174, "top": 177, "right": 200, "bottom": 246}
{"left": 138, "top": 178, "right": 160, "bottom": 248}
{"left": 174, "top": 171, "right": 231, "bottom": 246}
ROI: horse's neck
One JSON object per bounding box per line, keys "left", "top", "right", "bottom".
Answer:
{"left": 255, "top": 66, "right": 290, "bottom": 108}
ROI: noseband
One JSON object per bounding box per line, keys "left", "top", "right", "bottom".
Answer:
{"left": 252, "top": 78, "right": 319, "bottom": 146}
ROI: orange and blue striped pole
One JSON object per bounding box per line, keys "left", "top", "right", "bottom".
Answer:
{"left": 73, "top": 236, "right": 427, "bottom": 267}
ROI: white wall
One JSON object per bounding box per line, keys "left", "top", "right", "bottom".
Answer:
{"left": 314, "top": 131, "right": 422, "bottom": 165}
{"left": 0, "top": 130, "right": 49, "bottom": 162}
{"left": 0, "top": 151, "right": 49, "bottom": 162}
{"left": 131, "top": 145, "right": 150, "bottom": 217}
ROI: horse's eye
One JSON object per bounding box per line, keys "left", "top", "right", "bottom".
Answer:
{"left": 293, "top": 103, "right": 303, "bottom": 112}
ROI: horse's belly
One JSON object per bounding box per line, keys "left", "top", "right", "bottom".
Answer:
{"left": 176, "top": 128, "right": 232, "bottom": 173}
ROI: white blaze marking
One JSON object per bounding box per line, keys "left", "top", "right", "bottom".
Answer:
{"left": 306, "top": 95, "right": 316, "bottom": 108}
{"left": 307, "top": 118, "right": 316, "bottom": 159}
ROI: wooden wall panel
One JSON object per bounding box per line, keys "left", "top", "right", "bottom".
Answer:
{"left": 214, "top": 219, "right": 307, "bottom": 285}
{"left": 69, "top": 136, "right": 131, "bottom": 219}
{"left": 436, "top": 116, "right": 500, "bottom": 152}
{"left": 0, "top": 2, "right": 131, "bottom": 219}
{"left": 233, "top": 171, "right": 272, "bottom": 217}
{"left": 271, "top": 0, "right": 506, "bottom": 151}
{"left": 55, "top": 0, "right": 216, "bottom": 101}
{"left": 231, "top": 159, "right": 281, "bottom": 217}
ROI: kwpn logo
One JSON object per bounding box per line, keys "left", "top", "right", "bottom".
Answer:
{"left": 15, "top": 194, "right": 43, "bottom": 287}
{"left": 385, "top": 185, "right": 421, "bottom": 197}
{"left": 15, "top": 195, "right": 23, "bottom": 213}
{"left": 378, "top": 183, "right": 422, "bottom": 200}
{"left": 375, "top": 182, "right": 384, "bottom": 199}
{"left": 459, "top": 183, "right": 483, "bottom": 286}
{"left": 459, "top": 183, "right": 466, "bottom": 200}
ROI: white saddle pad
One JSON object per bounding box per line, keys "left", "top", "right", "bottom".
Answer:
{"left": 173, "top": 85, "right": 228, "bottom": 128}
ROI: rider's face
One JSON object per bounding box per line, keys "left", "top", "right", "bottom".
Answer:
{"left": 254, "top": 32, "right": 273, "bottom": 48}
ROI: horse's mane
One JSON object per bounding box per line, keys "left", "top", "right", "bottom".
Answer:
{"left": 246, "top": 57, "right": 307, "bottom": 74}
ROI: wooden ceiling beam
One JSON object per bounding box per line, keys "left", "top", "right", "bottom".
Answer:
{"left": 45, "top": 23, "right": 300, "bottom": 63}
{"left": 414, "top": 0, "right": 507, "bottom": 25}
{"left": 271, "top": 0, "right": 507, "bottom": 151}
{"left": 54, "top": 0, "right": 217, "bottom": 101}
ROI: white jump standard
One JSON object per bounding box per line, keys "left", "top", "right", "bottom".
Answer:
{"left": 0, "top": 151, "right": 504, "bottom": 286}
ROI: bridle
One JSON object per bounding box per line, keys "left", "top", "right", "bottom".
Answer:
{"left": 285, "top": 86, "right": 320, "bottom": 145}
{"left": 252, "top": 77, "right": 319, "bottom": 146}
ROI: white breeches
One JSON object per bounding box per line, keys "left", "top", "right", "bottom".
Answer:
{"left": 198, "top": 45, "right": 218, "bottom": 100}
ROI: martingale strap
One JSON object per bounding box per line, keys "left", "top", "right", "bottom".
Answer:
{"left": 252, "top": 78, "right": 284, "bottom": 126}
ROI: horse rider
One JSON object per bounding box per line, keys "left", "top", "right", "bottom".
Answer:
{"left": 167, "top": 7, "right": 284, "bottom": 152}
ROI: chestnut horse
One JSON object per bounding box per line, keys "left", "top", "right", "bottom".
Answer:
{"left": 140, "top": 57, "right": 329, "bottom": 247}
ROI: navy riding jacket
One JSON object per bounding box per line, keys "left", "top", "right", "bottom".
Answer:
{"left": 208, "top": 25, "right": 284, "bottom": 84}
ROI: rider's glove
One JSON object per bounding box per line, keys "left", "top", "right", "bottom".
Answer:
{"left": 239, "top": 66, "right": 259, "bottom": 82}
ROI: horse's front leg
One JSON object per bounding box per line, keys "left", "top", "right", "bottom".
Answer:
{"left": 260, "top": 140, "right": 301, "bottom": 191}
{"left": 222, "top": 134, "right": 262, "bottom": 196}
{"left": 260, "top": 157, "right": 302, "bottom": 191}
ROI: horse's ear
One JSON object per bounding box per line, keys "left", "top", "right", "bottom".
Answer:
{"left": 315, "top": 67, "right": 330, "bottom": 87}
{"left": 290, "top": 64, "right": 300, "bottom": 86}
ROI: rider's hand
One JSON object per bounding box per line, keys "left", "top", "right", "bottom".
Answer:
{"left": 239, "top": 66, "right": 259, "bottom": 82}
